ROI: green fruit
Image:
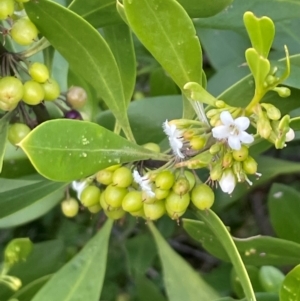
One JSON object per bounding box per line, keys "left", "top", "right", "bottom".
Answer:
{"left": 80, "top": 185, "right": 101, "bottom": 207}
{"left": 191, "top": 184, "right": 214, "bottom": 210}
{"left": 189, "top": 136, "right": 206, "bottom": 150}
{"left": 87, "top": 204, "right": 102, "bottom": 214}
{"left": 155, "top": 188, "right": 170, "bottom": 200}
{"left": 243, "top": 156, "right": 258, "bottom": 174}
{"left": 165, "top": 191, "right": 190, "bottom": 213}
{"left": 232, "top": 145, "right": 249, "bottom": 162}
{"left": 122, "top": 191, "right": 143, "bottom": 212}
{"left": 105, "top": 164, "right": 122, "bottom": 171}
{"left": 96, "top": 169, "right": 113, "bottom": 185}
{"left": 8, "top": 123, "right": 31, "bottom": 145}
{"left": 165, "top": 206, "right": 186, "bottom": 220}
{"left": 66, "top": 86, "right": 87, "bottom": 109}
{"left": 172, "top": 176, "right": 190, "bottom": 196}
{"left": 143, "top": 200, "right": 166, "bottom": 220}
{"left": 10, "top": 17, "right": 38, "bottom": 46}
{"left": 112, "top": 166, "right": 133, "bottom": 188}
{"left": 155, "top": 170, "right": 175, "bottom": 190}
{"left": 22, "top": 80, "right": 45, "bottom": 105}
{"left": 28, "top": 62, "right": 50, "bottom": 83}
{"left": 42, "top": 78, "right": 60, "bottom": 101}
{"left": 104, "top": 185, "right": 127, "bottom": 209}
{"left": 142, "top": 142, "right": 161, "bottom": 153}
{"left": 142, "top": 191, "right": 157, "bottom": 204}
{"left": 259, "top": 266, "right": 285, "bottom": 293}
{"left": 104, "top": 208, "right": 125, "bottom": 220}
{"left": 0, "top": 76, "right": 23, "bottom": 111}
{"left": 183, "top": 170, "right": 195, "bottom": 191}
{"left": 61, "top": 198, "right": 79, "bottom": 218}
{"left": 0, "top": 0, "right": 14, "bottom": 20}
{"left": 129, "top": 207, "right": 145, "bottom": 218}
{"left": 99, "top": 192, "right": 110, "bottom": 211}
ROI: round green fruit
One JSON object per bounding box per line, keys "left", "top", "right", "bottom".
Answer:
{"left": 172, "top": 176, "right": 190, "bottom": 196}
{"left": 80, "top": 185, "right": 101, "bottom": 207}
{"left": 42, "top": 78, "right": 60, "bottom": 101}
{"left": 232, "top": 145, "right": 249, "bottom": 162}
{"left": 10, "top": 17, "right": 38, "bottom": 46}
{"left": 165, "top": 191, "right": 190, "bottom": 213}
{"left": 104, "top": 208, "right": 125, "bottom": 220}
{"left": 142, "top": 142, "right": 161, "bottom": 153}
{"left": 155, "top": 170, "right": 175, "bottom": 190}
{"left": 87, "top": 204, "right": 102, "bottom": 214}
{"left": 242, "top": 156, "right": 258, "bottom": 174}
{"left": 112, "top": 166, "right": 133, "bottom": 188}
{"left": 143, "top": 200, "right": 166, "bottom": 220}
{"left": 61, "top": 198, "right": 79, "bottom": 218}
{"left": 191, "top": 184, "right": 214, "bottom": 210}
{"left": 0, "top": 0, "right": 14, "bottom": 20}
{"left": 8, "top": 123, "right": 31, "bottom": 145}
{"left": 104, "top": 185, "right": 127, "bottom": 209}
{"left": 0, "top": 76, "right": 23, "bottom": 111}
{"left": 22, "top": 80, "right": 45, "bottom": 105}
{"left": 28, "top": 62, "right": 50, "bottom": 83}
{"left": 155, "top": 188, "right": 170, "bottom": 200}
{"left": 96, "top": 169, "right": 113, "bottom": 186}
{"left": 66, "top": 86, "right": 87, "bottom": 109}
{"left": 122, "top": 191, "right": 143, "bottom": 213}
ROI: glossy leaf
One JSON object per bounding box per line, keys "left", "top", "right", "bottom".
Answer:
{"left": 103, "top": 22, "right": 136, "bottom": 105}
{"left": 148, "top": 222, "right": 219, "bottom": 301}
{"left": 268, "top": 184, "right": 300, "bottom": 244}
{"left": 135, "top": 276, "right": 167, "bottom": 301}
{"left": 150, "top": 68, "right": 179, "bottom": 96}
{"left": 124, "top": 0, "right": 202, "bottom": 89}
{"left": 19, "top": 119, "right": 169, "bottom": 181}
{"left": 0, "top": 111, "right": 14, "bottom": 172}
{"left": 259, "top": 266, "right": 284, "bottom": 293}
{"left": 25, "top": 1, "right": 133, "bottom": 140}
{"left": 31, "top": 220, "right": 113, "bottom": 301}
{"left": 0, "top": 178, "right": 67, "bottom": 218}
{"left": 280, "top": 265, "right": 300, "bottom": 301}
{"left": 68, "top": 0, "right": 122, "bottom": 28}
{"left": 177, "top": 0, "right": 233, "bottom": 18}
{"left": 183, "top": 219, "right": 300, "bottom": 266}
{"left": 243, "top": 12, "right": 275, "bottom": 58}
{"left": 96, "top": 95, "right": 183, "bottom": 145}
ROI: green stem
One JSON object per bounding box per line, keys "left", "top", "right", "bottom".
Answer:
{"left": 245, "top": 89, "right": 266, "bottom": 115}
{"left": 18, "top": 38, "right": 51, "bottom": 58}
{"left": 197, "top": 210, "right": 256, "bottom": 301}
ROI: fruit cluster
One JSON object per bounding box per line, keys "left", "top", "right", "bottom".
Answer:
{"left": 0, "top": 2, "right": 88, "bottom": 145}
{"left": 63, "top": 159, "right": 215, "bottom": 222}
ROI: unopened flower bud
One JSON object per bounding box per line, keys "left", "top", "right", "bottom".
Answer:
{"left": 232, "top": 161, "right": 242, "bottom": 177}
{"left": 273, "top": 87, "right": 291, "bottom": 98}
{"left": 285, "top": 128, "right": 295, "bottom": 142}
{"left": 242, "top": 156, "right": 258, "bottom": 174}
{"left": 209, "top": 143, "right": 221, "bottom": 155}
{"left": 265, "top": 75, "right": 276, "bottom": 85}
{"left": 190, "top": 136, "right": 206, "bottom": 150}
{"left": 261, "top": 103, "right": 281, "bottom": 120}
{"left": 183, "top": 128, "right": 198, "bottom": 140}
{"left": 257, "top": 112, "right": 272, "bottom": 139}
{"left": 222, "top": 152, "right": 233, "bottom": 168}
{"left": 210, "top": 162, "right": 222, "bottom": 181}
{"left": 209, "top": 114, "right": 221, "bottom": 127}
{"left": 206, "top": 109, "right": 218, "bottom": 119}
{"left": 215, "top": 100, "right": 226, "bottom": 108}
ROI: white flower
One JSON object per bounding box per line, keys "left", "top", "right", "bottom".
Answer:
{"left": 285, "top": 128, "right": 295, "bottom": 142}
{"left": 212, "top": 111, "right": 254, "bottom": 150}
{"left": 218, "top": 169, "right": 236, "bottom": 194}
{"left": 163, "top": 120, "right": 185, "bottom": 158}
{"left": 71, "top": 180, "right": 88, "bottom": 199}
{"left": 133, "top": 170, "right": 155, "bottom": 197}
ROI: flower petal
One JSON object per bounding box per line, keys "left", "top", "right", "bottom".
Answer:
{"left": 228, "top": 135, "right": 241, "bottom": 150}
{"left": 235, "top": 116, "right": 250, "bottom": 131}
{"left": 239, "top": 131, "right": 254, "bottom": 144}
{"left": 220, "top": 111, "right": 234, "bottom": 126}
{"left": 212, "top": 125, "right": 229, "bottom": 139}
{"left": 219, "top": 170, "right": 236, "bottom": 194}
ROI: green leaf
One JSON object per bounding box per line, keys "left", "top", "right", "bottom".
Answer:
{"left": 96, "top": 95, "right": 183, "bottom": 145}
{"left": 19, "top": 119, "right": 169, "bottom": 181}
{"left": 280, "top": 265, "right": 300, "bottom": 301}
{"left": 268, "top": 184, "right": 300, "bottom": 244}
{"left": 31, "top": 220, "right": 113, "bottom": 301}
{"left": 148, "top": 222, "right": 219, "bottom": 301}
{"left": 4, "top": 238, "right": 33, "bottom": 270}
{"left": 245, "top": 48, "right": 270, "bottom": 90}
{"left": 215, "top": 293, "right": 279, "bottom": 301}
{"left": 124, "top": 0, "right": 202, "bottom": 89}
{"left": 183, "top": 219, "right": 300, "bottom": 266}
{"left": 135, "top": 276, "right": 167, "bottom": 301}
{"left": 0, "top": 178, "right": 67, "bottom": 218}
{"left": 103, "top": 22, "right": 136, "bottom": 105}
{"left": 177, "top": 0, "right": 233, "bottom": 18}
{"left": 0, "top": 111, "right": 14, "bottom": 173}
{"left": 243, "top": 12, "right": 275, "bottom": 58}
{"left": 68, "top": 0, "right": 122, "bottom": 28}
{"left": 259, "top": 266, "right": 284, "bottom": 293}
{"left": 25, "top": 1, "right": 134, "bottom": 140}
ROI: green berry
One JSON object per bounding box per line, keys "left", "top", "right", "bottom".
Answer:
{"left": 42, "top": 78, "right": 60, "bottom": 101}
{"left": 143, "top": 200, "right": 166, "bottom": 220}
{"left": 155, "top": 188, "right": 170, "bottom": 200}
{"left": 96, "top": 169, "right": 113, "bottom": 186}
{"left": 22, "top": 80, "right": 45, "bottom": 105}
{"left": 66, "top": 86, "right": 87, "bottom": 109}
{"left": 61, "top": 198, "right": 79, "bottom": 218}
{"left": 129, "top": 207, "right": 145, "bottom": 218}
{"left": 112, "top": 166, "right": 133, "bottom": 188}
{"left": 122, "top": 191, "right": 143, "bottom": 212}
{"left": 242, "top": 156, "right": 258, "bottom": 174}
{"left": 191, "top": 184, "right": 214, "bottom": 210}
{"left": 183, "top": 170, "right": 196, "bottom": 191}
{"left": 87, "top": 204, "right": 102, "bottom": 214}
{"left": 142, "top": 142, "right": 161, "bottom": 153}
{"left": 142, "top": 191, "right": 157, "bottom": 204}
{"left": 99, "top": 192, "right": 110, "bottom": 211}
{"left": 232, "top": 145, "right": 249, "bottom": 162}
{"left": 8, "top": 123, "right": 31, "bottom": 145}
{"left": 165, "top": 191, "right": 190, "bottom": 214}
{"left": 28, "top": 62, "right": 50, "bottom": 83}
{"left": 172, "top": 176, "right": 190, "bottom": 196}
{"left": 189, "top": 136, "right": 206, "bottom": 150}
{"left": 10, "top": 17, "right": 38, "bottom": 46}
{"left": 104, "top": 208, "right": 125, "bottom": 220}
{"left": 155, "top": 170, "right": 175, "bottom": 190}
{"left": 0, "top": 0, "right": 14, "bottom": 20}
{"left": 0, "top": 76, "right": 23, "bottom": 111}
{"left": 80, "top": 185, "right": 101, "bottom": 207}
{"left": 104, "top": 185, "right": 127, "bottom": 209}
